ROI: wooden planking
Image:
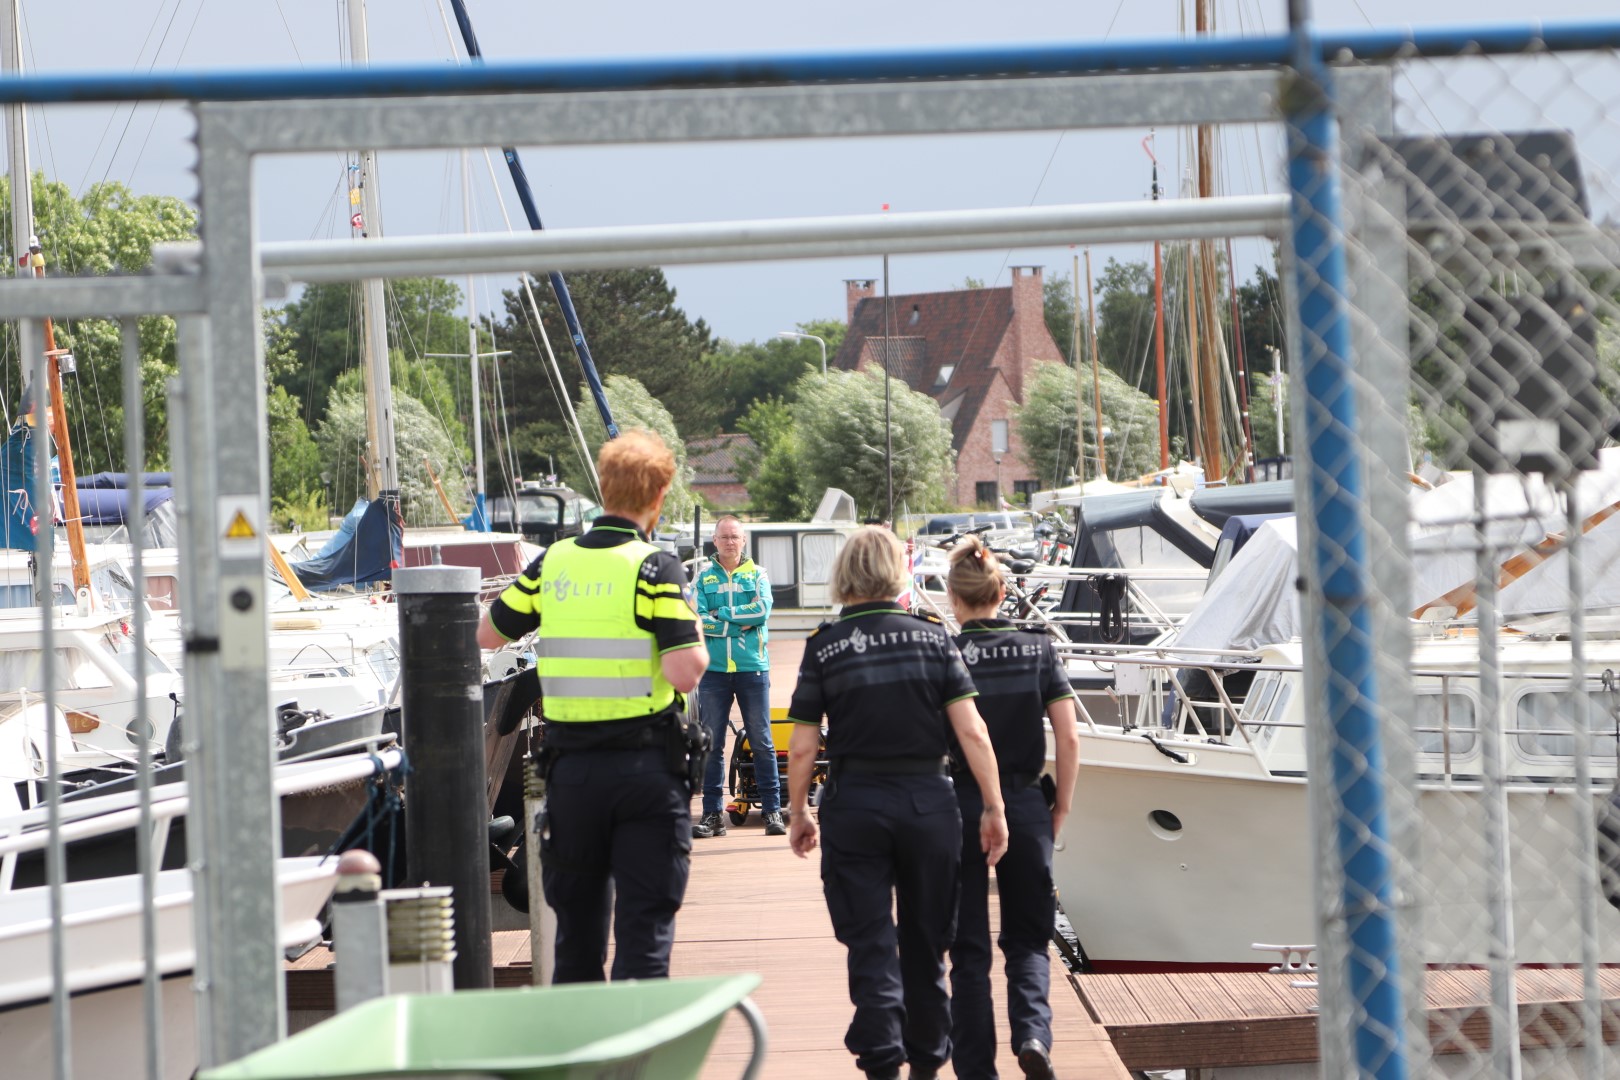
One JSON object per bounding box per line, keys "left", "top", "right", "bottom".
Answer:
{"left": 1077, "top": 967, "right": 1620, "bottom": 1071}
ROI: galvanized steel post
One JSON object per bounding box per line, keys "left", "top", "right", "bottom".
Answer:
{"left": 1284, "top": 8, "right": 1407, "bottom": 1077}
{"left": 395, "top": 564, "right": 493, "bottom": 989}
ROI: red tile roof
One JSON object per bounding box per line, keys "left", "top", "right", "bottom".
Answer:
{"left": 686, "top": 433, "right": 758, "bottom": 486}
{"left": 833, "top": 287, "right": 1016, "bottom": 451}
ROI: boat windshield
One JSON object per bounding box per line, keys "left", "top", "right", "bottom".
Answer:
{"left": 0, "top": 647, "right": 113, "bottom": 691}
{"left": 101, "top": 629, "right": 179, "bottom": 680}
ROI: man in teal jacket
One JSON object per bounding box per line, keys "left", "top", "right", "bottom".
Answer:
{"left": 693, "top": 515, "right": 783, "bottom": 837}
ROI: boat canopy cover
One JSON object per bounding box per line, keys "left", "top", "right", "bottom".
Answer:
{"left": 76, "top": 472, "right": 173, "bottom": 489}
{"left": 1186, "top": 480, "right": 1295, "bottom": 530}
{"left": 1175, "top": 518, "right": 1301, "bottom": 653}
{"left": 0, "top": 424, "right": 36, "bottom": 552}
{"left": 290, "top": 498, "right": 403, "bottom": 591}
{"left": 77, "top": 487, "right": 179, "bottom": 548}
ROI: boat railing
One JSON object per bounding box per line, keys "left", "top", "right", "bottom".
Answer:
{"left": 0, "top": 746, "right": 403, "bottom": 860}
{"left": 1058, "top": 643, "right": 1620, "bottom": 782}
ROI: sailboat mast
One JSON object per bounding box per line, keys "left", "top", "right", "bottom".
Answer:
{"left": 1147, "top": 131, "right": 1169, "bottom": 471}
{"left": 346, "top": 0, "right": 399, "bottom": 505}
{"left": 3, "top": 4, "right": 88, "bottom": 595}
{"left": 1083, "top": 249, "right": 1106, "bottom": 483}
{"left": 1193, "top": 0, "right": 1226, "bottom": 481}
{"left": 462, "top": 150, "right": 488, "bottom": 530}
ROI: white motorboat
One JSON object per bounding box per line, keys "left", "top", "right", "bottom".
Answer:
{"left": 1051, "top": 632, "right": 1620, "bottom": 971}
{"left": 0, "top": 855, "right": 338, "bottom": 1080}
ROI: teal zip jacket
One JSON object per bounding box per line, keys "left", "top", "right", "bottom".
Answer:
{"left": 695, "top": 556, "right": 772, "bottom": 673}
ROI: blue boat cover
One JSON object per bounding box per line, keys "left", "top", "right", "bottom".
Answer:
{"left": 76, "top": 472, "right": 174, "bottom": 489}
{"left": 75, "top": 486, "right": 175, "bottom": 525}
{"left": 0, "top": 424, "right": 37, "bottom": 551}
{"left": 290, "top": 498, "right": 404, "bottom": 591}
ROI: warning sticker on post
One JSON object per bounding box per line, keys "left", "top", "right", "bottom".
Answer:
{"left": 217, "top": 495, "right": 264, "bottom": 559}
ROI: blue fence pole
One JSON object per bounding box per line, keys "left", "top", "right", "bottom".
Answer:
{"left": 1284, "top": 11, "right": 1408, "bottom": 1079}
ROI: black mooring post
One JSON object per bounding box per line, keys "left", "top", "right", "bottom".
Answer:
{"left": 394, "top": 564, "right": 492, "bottom": 989}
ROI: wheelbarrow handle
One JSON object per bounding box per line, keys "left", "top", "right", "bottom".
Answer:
{"left": 734, "top": 996, "right": 769, "bottom": 1080}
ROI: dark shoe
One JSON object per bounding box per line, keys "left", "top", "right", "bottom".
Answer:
{"left": 691, "top": 816, "right": 713, "bottom": 839}
{"left": 1017, "top": 1039, "right": 1055, "bottom": 1079}
{"left": 695, "top": 811, "right": 727, "bottom": 837}
{"left": 763, "top": 810, "right": 787, "bottom": 836}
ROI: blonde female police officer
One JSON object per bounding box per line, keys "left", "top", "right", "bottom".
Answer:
{"left": 478, "top": 430, "right": 707, "bottom": 983}
{"left": 787, "top": 526, "right": 1009, "bottom": 1080}
{"left": 944, "top": 536, "right": 1080, "bottom": 1080}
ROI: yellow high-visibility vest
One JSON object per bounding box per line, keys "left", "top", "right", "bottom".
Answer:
{"left": 535, "top": 536, "right": 675, "bottom": 722}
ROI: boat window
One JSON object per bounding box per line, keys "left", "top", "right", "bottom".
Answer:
{"left": 756, "top": 536, "right": 796, "bottom": 588}
{"left": 1411, "top": 692, "right": 1476, "bottom": 757}
{"left": 103, "top": 630, "right": 177, "bottom": 679}
{"left": 1516, "top": 690, "right": 1620, "bottom": 759}
{"left": 366, "top": 642, "right": 401, "bottom": 688}
{"left": 1092, "top": 526, "right": 1206, "bottom": 613}
{"left": 0, "top": 648, "right": 112, "bottom": 691}
{"left": 801, "top": 533, "right": 842, "bottom": 586}
{"left": 519, "top": 498, "right": 560, "bottom": 526}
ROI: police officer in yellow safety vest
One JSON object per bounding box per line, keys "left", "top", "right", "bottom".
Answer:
{"left": 478, "top": 429, "right": 708, "bottom": 983}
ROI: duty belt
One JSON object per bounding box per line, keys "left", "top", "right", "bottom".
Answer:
{"left": 542, "top": 712, "right": 675, "bottom": 752}
{"left": 951, "top": 769, "right": 1044, "bottom": 792}
{"left": 834, "top": 756, "right": 949, "bottom": 777}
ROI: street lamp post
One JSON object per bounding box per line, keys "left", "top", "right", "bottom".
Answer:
{"left": 777, "top": 330, "right": 827, "bottom": 375}
{"left": 993, "top": 454, "right": 1003, "bottom": 509}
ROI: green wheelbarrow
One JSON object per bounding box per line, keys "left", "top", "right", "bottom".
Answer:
{"left": 200, "top": 974, "right": 765, "bottom": 1080}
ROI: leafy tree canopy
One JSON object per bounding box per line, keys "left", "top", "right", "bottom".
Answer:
{"left": 1015, "top": 359, "right": 1162, "bottom": 487}
{"left": 575, "top": 374, "right": 698, "bottom": 526}
{"left": 495, "top": 268, "right": 720, "bottom": 483}
{"left": 0, "top": 175, "right": 196, "bottom": 475}
{"left": 316, "top": 372, "right": 464, "bottom": 527}
{"left": 736, "top": 396, "right": 811, "bottom": 521}
{"left": 792, "top": 368, "right": 953, "bottom": 519}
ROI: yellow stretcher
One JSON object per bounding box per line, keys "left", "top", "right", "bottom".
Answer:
{"left": 724, "top": 708, "right": 827, "bottom": 826}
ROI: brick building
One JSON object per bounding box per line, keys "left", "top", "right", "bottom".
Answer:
{"left": 686, "top": 432, "right": 757, "bottom": 510}
{"left": 831, "top": 267, "right": 1062, "bottom": 507}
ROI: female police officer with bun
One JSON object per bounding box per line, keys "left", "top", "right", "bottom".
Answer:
{"left": 944, "top": 535, "right": 1079, "bottom": 1080}
{"left": 786, "top": 525, "right": 1009, "bottom": 1080}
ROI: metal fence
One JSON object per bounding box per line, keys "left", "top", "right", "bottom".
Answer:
{"left": 1296, "top": 35, "right": 1620, "bottom": 1079}
{"left": 3, "top": 12, "right": 1620, "bottom": 1080}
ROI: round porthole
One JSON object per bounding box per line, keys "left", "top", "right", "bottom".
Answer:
{"left": 1148, "top": 809, "right": 1183, "bottom": 840}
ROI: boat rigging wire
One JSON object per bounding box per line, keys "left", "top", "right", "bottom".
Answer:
{"left": 444, "top": 0, "right": 618, "bottom": 451}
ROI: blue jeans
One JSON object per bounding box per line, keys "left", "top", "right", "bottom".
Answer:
{"left": 699, "top": 669, "right": 779, "bottom": 816}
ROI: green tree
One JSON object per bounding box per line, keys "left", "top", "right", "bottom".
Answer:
{"left": 0, "top": 175, "right": 197, "bottom": 474}
{"left": 575, "top": 374, "right": 698, "bottom": 524}
{"left": 704, "top": 336, "right": 819, "bottom": 431}
{"left": 316, "top": 374, "right": 464, "bottom": 527}
{"left": 793, "top": 368, "right": 953, "bottom": 518}
{"left": 736, "top": 396, "right": 811, "bottom": 520}
{"left": 274, "top": 277, "right": 474, "bottom": 423}
{"left": 495, "top": 269, "right": 720, "bottom": 482}
{"left": 1044, "top": 269, "right": 1078, "bottom": 365}
{"left": 1015, "top": 360, "right": 1162, "bottom": 486}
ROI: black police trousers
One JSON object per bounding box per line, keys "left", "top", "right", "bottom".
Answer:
{"left": 949, "top": 784, "right": 1055, "bottom": 1079}
{"left": 819, "top": 772, "right": 963, "bottom": 1076}
{"left": 539, "top": 745, "right": 693, "bottom": 983}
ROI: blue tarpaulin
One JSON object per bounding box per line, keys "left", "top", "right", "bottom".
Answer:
{"left": 289, "top": 498, "right": 403, "bottom": 591}
{"left": 0, "top": 424, "right": 38, "bottom": 552}
{"left": 76, "top": 472, "right": 173, "bottom": 490}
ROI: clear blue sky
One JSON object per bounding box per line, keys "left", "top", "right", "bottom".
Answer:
{"left": 10, "top": 0, "right": 1619, "bottom": 344}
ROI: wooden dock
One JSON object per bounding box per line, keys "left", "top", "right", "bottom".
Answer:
{"left": 1076, "top": 968, "right": 1620, "bottom": 1074}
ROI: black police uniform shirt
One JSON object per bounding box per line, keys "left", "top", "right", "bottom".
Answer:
{"left": 787, "top": 601, "right": 978, "bottom": 760}
{"left": 950, "top": 618, "right": 1075, "bottom": 792}
{"left": 487, "top": 514, "right": 701, "bottom": 657}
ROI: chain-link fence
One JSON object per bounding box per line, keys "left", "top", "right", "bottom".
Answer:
{"left": 1299, "top": 34, "right": 1620, "bottom": 1080}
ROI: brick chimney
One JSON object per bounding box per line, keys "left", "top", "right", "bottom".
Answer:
{"left": 1007, "top": 266, "right": 1046, "bottom": 401}
{"left": 845, "top": 279, "right": 876, "bottom": 324}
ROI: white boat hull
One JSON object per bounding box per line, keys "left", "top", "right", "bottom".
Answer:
{"left": 1054, "top": 729, "right": 1620, "bottom": 970}
{"left": 0, "top": 856, "right": 337, "bottom": 1078}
